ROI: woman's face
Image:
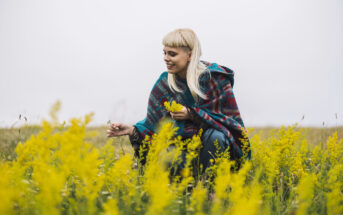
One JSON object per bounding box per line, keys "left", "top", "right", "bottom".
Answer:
{"left": 163, "top": 46, "right": 191, "bottom": 78}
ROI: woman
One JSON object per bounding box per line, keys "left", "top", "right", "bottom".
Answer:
{"left": 107, "top": 28, "right": 251, "bottom": 173}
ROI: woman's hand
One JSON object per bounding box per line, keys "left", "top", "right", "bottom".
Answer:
{"left": 107, "top": 123, "right": 134, "bottom": 137}
{"left": 170, "top": 106, "right": 192, "bottom": 121}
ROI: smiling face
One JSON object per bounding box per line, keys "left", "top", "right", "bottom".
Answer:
{"left": 163, "top": 46, "right": 191, "bottom": 79}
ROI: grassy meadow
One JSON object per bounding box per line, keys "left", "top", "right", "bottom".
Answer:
{"left": 0, "top": 105, "right": 342, "bottom": 214}
{"left": 1, "top": 125, "right": 342, "bottom": 162}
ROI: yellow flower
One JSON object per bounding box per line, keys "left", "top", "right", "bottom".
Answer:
{"left": 296, "top": 173, "right": 315, "bottom": 215}
{"left": 164, "top": 101, "right": 183, "bottom": 112}
{"left": 3, "top": 101, "right": 343, "bottom": 214}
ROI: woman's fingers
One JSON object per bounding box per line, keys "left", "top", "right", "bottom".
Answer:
{"left": 107, "top": 123, "right": 121, "bottom": 137}
{"left": 171, "top": 111, "right": 186, "bottom": 116}
{"left": 111, "top": 122, "right": 128, "bottom": 131}
{"left": 106, "top": 130, "right": 114, "bottom": 137}
{"left": 170, "top": 112, "right": 187, "bottom": 120}
{"left": 170, "top": 106, "right": 191, "bottom": 120}
{"left": 107, "top": 129, "right": 124, "bottom": 137}
{"left": 111, "top": 123, "right": 121, "bottom": 129}
{"left": 107, "top": 122, "right": 131, "bottom": 137}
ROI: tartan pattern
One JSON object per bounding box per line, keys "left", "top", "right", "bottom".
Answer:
{"left": 135, "top": 61, "right": 251, "bottom": 159}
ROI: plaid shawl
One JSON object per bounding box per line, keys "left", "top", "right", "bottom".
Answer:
{"left": 135, "top": 61, "right": 251, "bottom": 159}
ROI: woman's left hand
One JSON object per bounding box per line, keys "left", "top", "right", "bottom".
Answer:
{"left": 170, "top": 106, "right": 191, "bottom": 121}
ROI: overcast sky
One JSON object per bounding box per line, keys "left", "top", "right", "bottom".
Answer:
{"left": 0, "top": 0, "right": 342, "bottom": 128}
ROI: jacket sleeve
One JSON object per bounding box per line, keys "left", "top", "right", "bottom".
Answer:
{"left": 132, "top": 72, "right": 170, "bottom": 145}
{"left": 128, "top": 126, "right": 144, "bottom": 157}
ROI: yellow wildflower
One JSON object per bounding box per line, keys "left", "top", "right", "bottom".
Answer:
{"left": 164, "top": 101, "right": 183, "bottom": 112}
{"left": 296, "top": 173, "right": 315, "bottom": 215}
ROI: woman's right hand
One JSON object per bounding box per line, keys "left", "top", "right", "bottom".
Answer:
{"left": 107, "top": 123, "right": 134, "bottom": 137}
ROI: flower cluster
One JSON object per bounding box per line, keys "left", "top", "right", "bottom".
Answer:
{"left": 0, "top": 102, "right": 342, "bottom": 214}
{"left": 164, "top": 101, "right": 183, "bottom": 112}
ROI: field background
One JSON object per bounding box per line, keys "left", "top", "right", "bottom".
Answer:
{"left": 1, "top": 116, "right": 343, "bottom": 214}
{"left": 1, "top": 125, "right": 342, "bottom": 161}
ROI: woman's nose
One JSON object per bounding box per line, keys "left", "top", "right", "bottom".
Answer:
{"left": 164, "top": 54, "right": 170, "bottom": 62}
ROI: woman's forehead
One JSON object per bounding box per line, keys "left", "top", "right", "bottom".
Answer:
{"left": 163, "top": 46, "right": 189, "bottom": 52}
{"left": 163, "top": 46, "right": 178, "bottom": 52}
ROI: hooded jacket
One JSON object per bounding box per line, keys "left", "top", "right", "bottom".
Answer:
{"left": 133, "top": 61, "right": 251, "bottom": 160}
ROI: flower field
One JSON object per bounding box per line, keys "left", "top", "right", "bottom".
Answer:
{"left": 0, "top": 104, "right": 342, "bottom": 215}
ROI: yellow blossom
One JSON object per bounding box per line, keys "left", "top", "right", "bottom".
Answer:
{"left": 164, "top": 100, "right": 183, "bottom": 112}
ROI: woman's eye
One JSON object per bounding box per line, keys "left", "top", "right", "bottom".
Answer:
{"left": 163, "top": 51, "right": 177, "bottom": 57}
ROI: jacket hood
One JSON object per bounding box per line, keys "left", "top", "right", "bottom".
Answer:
{"left": 200, "top": 60, "right": 235, "bottom": 87}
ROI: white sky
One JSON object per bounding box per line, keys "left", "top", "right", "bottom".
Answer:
{"left": 0, "top": 0, "right": 342, "bottom": 127}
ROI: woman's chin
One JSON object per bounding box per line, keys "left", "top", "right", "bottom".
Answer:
{"left": 167, "top": 70, "right": 177, "bottom": 74}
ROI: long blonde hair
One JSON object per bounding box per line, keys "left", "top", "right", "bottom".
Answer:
{"left": 162, "top": 28, "right": 208, "bottom": 100}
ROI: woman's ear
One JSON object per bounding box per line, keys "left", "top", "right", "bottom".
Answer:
{"left": 187, "top": 51, "right": 192, "bottom": 62}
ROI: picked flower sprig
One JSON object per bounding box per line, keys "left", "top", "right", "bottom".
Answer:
{"left": 164, "top": 101, "right": 183, "bottom": 112}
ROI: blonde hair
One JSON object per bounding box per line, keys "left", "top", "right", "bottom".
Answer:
{"left": 162, "top": 28, "right": 208, "bottom": 100}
